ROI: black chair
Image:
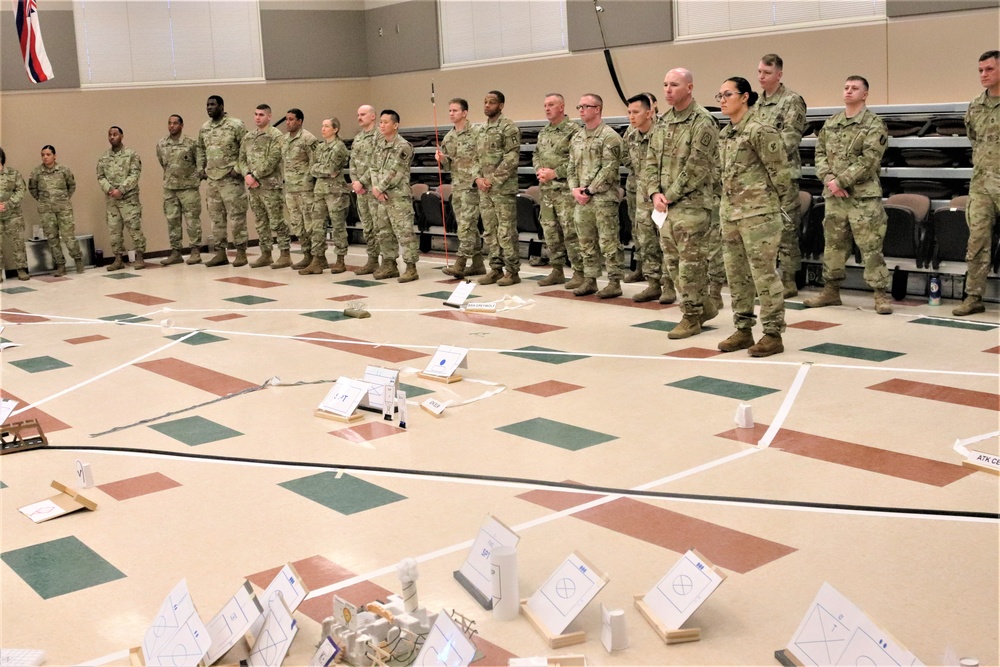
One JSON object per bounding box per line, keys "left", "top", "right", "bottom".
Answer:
{"left": 882, "top": 205, "right": 920, "bottom": 259}
{"left": 516, "top": 194, "right": 543, "bottom": 258}
{"left": 418, "top": 190, "right": 456, "bottom": 253}
{"left": 885, "top": 193, "right": 931, "bottom": 266}
{"left": 802, "top": 200, "right": 825, "bottom": 259}
{"left": 931, "top": 208, "right": 970, "bottom": 269}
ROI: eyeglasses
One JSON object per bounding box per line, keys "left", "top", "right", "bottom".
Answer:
{"left": 714, "top": 91, "right": 740, "bottom": 102}
{"left": 575, "top": 104, "right": 599, "bottom": 110}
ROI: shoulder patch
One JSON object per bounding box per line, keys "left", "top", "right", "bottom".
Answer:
{"left": 700, "top": 133, "right": 711, "bottom": 147}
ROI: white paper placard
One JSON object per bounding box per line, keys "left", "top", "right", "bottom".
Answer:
{"left": 319, "top": 377, "right": 370, "bottom": 418}
{"left": 412, "top": 610, "right": 477, "bottom": 667}
{"left": 249, "top": 564, "right": 309, "bottom": 639}
{"left": 205, "top": 581, "right": 263, "bottom": 665}
{"left": 445, "top": 280, "right": 477, "bottom": 307}
{"left": 0, "top": 398, "right": 17, "bottom": 425}
{"left": 142, "top": 580, "right": 210, "bottom": 667}
{"left": 651, "top": 209, "right": 668, "bottom": 229}
{"left": 309, "top": 636, "right": 340, "bottom": 667}
{"left": 526, "top": 552, "right": 609, "bottom": 636}
{"left": 641, "top": 549, "right": 725, "bottom": 631}
{"left": 75, "top": 460, "right": 94, "bottom": 489}
{"left": 458, "top": 515, "right": 520, "bottom": 603}
{"left": 464, "top": 302, "right": 498, "bottom": 313}
{"left": 422, "top": 345, "right": 469, "bottom": 378}
{"left": 17, "top": 499, "right": 67, "bottom": 523}
{"left": 248, "top": 597, "right": 298, "bottom": 667}
{"left": 965, "top": 449, "right": 1000, "bottom": 471}
{"left": 334, "top": 596, "right": 359, "bottom": 631}
{"left": 421, "top": 397, "right": 447, "bottom": 416}
{"left": 360, "top": 366, "right": 399, "bottom": 411}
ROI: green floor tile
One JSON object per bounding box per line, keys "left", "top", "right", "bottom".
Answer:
{"left": 399, "top": 382, "right": 434, "bottom": 398}
{"left": 909, "top": 317, "right": 997, "bottom": 332}
{"left": 501, "top": 345, "right": 589, "bottom": 364}
{"left": 103, "top": 272, "right": 141, "bottom": 280}
{"left": 2, "top": 536, "right": 126, "bottom": 600}
{"left": 166, "top": 331, "right": 227, "bottom": 345}
{"left": 279, "top": 471, "right": 406, "bottom": 515}
{"left": 632, "top": 320, "right": 677, "bottom": 332}
{"left": 100, "top": 313, "right": 152, "bottom": 323}
{"left": 225, "top": 295, "right": 276, "bottom": 305}
{"left": 302, "top": 310, "right": 349, "bottom": 322}
{"left": 1, "top": 286, "right": 34, "bottom": 294}
{"left": 667, "top": 375, "right": 780, "bottom": 401}
{"left": 802, "top": 342, "right": 904, "bottom": 362}
{"left": 1, "top": 481, "right": 7, "bottom": 489}
{"left": 148, "top": 415, "right": 242, "bottom": 446}
{"left": 335, "top": 279, "right": 382, "bottom": 288}
{"left": 496, "top": 417, "right": 617, "bottom": 451}
{"left": 420, "top": 291, "right": 480, "bottom": 301}
{"left": 9, "top": 356, "right": 71, "bottom": 373}
{"left": 784, "top": 301, "right": 807, "bottom": 311}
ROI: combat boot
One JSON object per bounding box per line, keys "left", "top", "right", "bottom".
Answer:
{"left": 623, "top": 267, "right": 643, "bottom": 283}
{"left": 17, "top": 268, "right": 30, "bottom": 281}
{"left": 205, "top": 248, "right": 229, "bottom": 267}
{"left": 233, "top": 244, "right": 248, "bottom": 267}
{"left": 573, "top": 277, "right": 598, "bottom": 296}
{"left": 497, "top": 271, "right": 521, "bottom": 287}
{"left": 132, "top": 251, "right": 146, "bottom": 270}
{"left": 597, "top": 279, "right": 622, "bottom": 299}
{"left": 478, "top": 269, "right": 503, "bottom": 285}
{"left": 952, "top": 295, "right": 985, "bottom": 317}
{"left": 709, "top": 281, "right": 724, "bottom": 310}
{"left": 632, "top": 279, "right": 661, "bottom": 303}
{"left": 75, "top": 258, "right": 86, "bottom": 274}
{"left": 466, "top": 254, "right": 487, "bottom": 276}
{"left": 161, "top": 249, "right": 183, "bottom": 266}
{"left": 330, "top": 255, "right": 347, "bottom": 274}
{"left": 186, "top": 248, "right": 202, "bottom": 265}
{"left": 270, "top": 249, "right": 292, "bottom": 269}
{"left": 355, "top": 256, "right": 379, "bottom": 275}
{"left": 782, "top": 270, "right": 798, "bottom": 298}
{"left": 660, "top": 276, "right": 677, "bottom": 304}
{"left": 398, "top": 263, "right": 419, "bottom": 283}
{"left": 528, "top": 255, "right": 549, "bottom": 267}
{"left": 749, "top": 333, "right": 784, "bottom": 358}
{"left": 106, "top": 254, "right": 125, "bottom": 272}
{"left": 564, "top": 271, "right": 585, "bottom": 290}
{"left": 537, "top": 266, "right": 565, "bottom": 286}
{"left": 54, "top": 263, "right": 66, "bottom": 277}
{"left": 291, "top": 251, "right": 312, "bottom": 270}
{"left": 250, "top": 250, "right": 273, "bottom": 268}
{"left": 373, "top": 258, "right": 399, "bottom": 280}
{"left": 442, "top": 256, "right": 467, "bottom": 278}
{"left": 803, "top": 281, "right": 841, "bottom": 308}
{"left": 718, "top": 329, "right": 754, "bottom": 352}
{"left": 874, "top": 290, "right": 893, "bottom": 315}
{"left": 700, "top": 297, "right": 719, "bottom": 324}
{"left": 298, "top": 256, "right": 325, "bottom": 275}
{"left": 668, "top": 315, "right": 702, "bottom": 340}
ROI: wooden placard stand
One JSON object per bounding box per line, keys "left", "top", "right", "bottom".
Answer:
{"left": 314, "top": 408, "right": 365, "bottom": 423}
{"left": 1, "top": 419, "right": 48, "bottom": 455}
{"left": 773, "top": 648, "right": 804, "bottom": 666}
{"left": 519, "top": 600, "right": 586, "bottom": 649}
{"left": 633, "top": 595, "right": 701, "bottom": 645}
{"left": 417, "top": 371, "right": 463, "bottom": 384}
{"left": 962, "top": 459, "right": 1000, "bottom": 476}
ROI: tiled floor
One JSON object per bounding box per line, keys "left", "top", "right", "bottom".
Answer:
{"left": 1, "top": 247, "right": 997, "bottom": 666}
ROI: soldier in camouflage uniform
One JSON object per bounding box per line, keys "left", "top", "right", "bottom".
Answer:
{"left": 436, "top": 98, "right": 485, "bottom": 279}
{"left": 29, "top": 145, "right": 83, "bottom": 275}
{"left": 716, "top": 77, "right": 796, "bottom": 357}
{"left": 476, "top": 91, "right": 522, "bottom": 287}
{"left": 643, "top": 70, "right": 719, "bottom": 338}
{"left": 350, "top": 105, "right": 382, "bottom": 275}
{"left": 804, "top": 76, "right": 892, "bottom": 315}
{"left": 156, "top": 115, "right": 202, "bottom": 266}
{"left": 97, "top": 126, "right": 147, "bottom": 271}
{"left": 371, "top": 110, "right": 420, "bottom": 283}
{"left": 282, "top": 108, "right": 318, "bottom": 270}
{"left": 623, "top": 93, "right": 662, "bottom": 302}
{"left": 197, "top": 95, "right": 248, "bottom": 267}
{"left": 0, "top": 147, "right": 29, "bottom": 281}
{"left": 305, "top": 117, "right": 351, "bottom": 275}
{"left": 568, "top": 94, "right": 625, "bottom": 299}
{"left": 239, "top": 104, "right": 289, "bottom": 269}
{"left": 532, "top": 93, "right": 582, "bottom": 287}
{"left": 954, "top": 50, "right": 1000, "bottom": 317}
{"left": 752, "top": 54, "right": 807, "bottom": 297}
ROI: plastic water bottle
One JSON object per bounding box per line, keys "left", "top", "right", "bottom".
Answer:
{"left": 929, "top": 276, "right": 941, "bottom": 306}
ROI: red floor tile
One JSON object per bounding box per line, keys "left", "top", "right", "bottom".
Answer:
{"left": 65, "top": 334, "right": 109, "bottom": 345}
{"left": 328, "top": 294, "right": 369, "bottom": 302}
{"left": 537, "top": 289, "right": 676, "bottom": 310}
{"left": 788, "top": 320, "right": 841, "bottom": 331}
{"left": 985, "top": 346, "right": 1000, "bottom": 354}
{"left": 472, "top": 635, "right": 518, "bottom": 666}
{"left": 422, "top": 310, "right": 564, "bottom": 334}
{"left": 0, "top": 389, "right": 70, "bottom": 433}
{"left": 134, "top": 357, "right": 258, "bottom": 396}
{"left": 107, "top": 291, "right": 175, "bottom": 306}
{"left": 98, "top": 472, "right": 181, "bottom": 500}
{"left": 1, "top": 308, "right": 49, "bottom": 323}
{"left": 203, "top": 313, "right": 246, "bottom": 322}
{"left": 33, "top": 275, "right": 70, "bottom": 283}
{"left": 664, "top": 347, "right": 724, "bottom": 359}
{"left": 295, "top": 331, "right": 427, "bottom": 363}
{"left": 330, "top": 421, "right": 406, "bottom": 443}
{"left": 216, "top": 276, "right": 286, "bottom": 289}
{"left": 514, "top": 380, "right": 584, "bottom": 397}
{"left": 868, "top": 378, "right": 1000, "bottom": 411}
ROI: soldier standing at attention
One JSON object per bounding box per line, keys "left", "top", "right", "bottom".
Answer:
{"left": 752, "top": 54, "right": 807, "bottom": 298}
{"left": 532, "top": 93, "right": 582, "bottom": 288}
{"left": 156, "top": 115, "right": 202, "bottom": 266}
{"left": 350, "top": 105, "right": 382, "bottom": 275}
{"left": 29, "top": 145, "right": 83, "bottom": 275}
{"left": 622, "top": 93, "right": 662, "bottom": 302}
{"left": 643, "top": 69, "right": 719, "bottom": 338}
{"left": 305, "top": 117, "right": 351, "bottom": 275}
{"left": 0, "top": 147, "right": 29, "bottom": 281}
{"left": 436, "top": 98, "right": 485, "bottom": 279}
{"left": 476, "top": 90, "right": 522, "bottom": 287}
{"left": 804, "top": 76, "right": 892, "bottom": 315}
{"left": 567, "top": 93, "right": 625, "bottom": 299}
{"left": 240, "top": 104, "right": 289, "bottom": 269}
{"left": 97, "top": 126, "right": 146, "bottom": 271}
{"left": 196, "top": 95, "right": 247, "bottom": 267}
{"left": 371, "top": 110, "right": 420, "bottom": 283}
{"left": 283, "top": 108, "right": 318, "bottom": 270}
{"left": 953, "top": 49, "right": 1000, "bottom": 317}
{"left": 716, "top": 77, "right": 795, "bottom": 357}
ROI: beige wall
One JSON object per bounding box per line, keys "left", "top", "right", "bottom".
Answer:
{"left": 1, "top": 7, "right": 996, "bottom": 259}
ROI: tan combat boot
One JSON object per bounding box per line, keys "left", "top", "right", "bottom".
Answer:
{"left": 718, "top": 329, "right": 754, "bottom": 352}
{"left": 75, "top": 258, "right": 86, "bottom": 274}
{"left": 573, "top": 277, "right": 598, "bottom": 296}
{"left": 668, "top": 315, "right": 702, "bottom": 340}
{"left": 132, "top": 251, "right": 146, "bottom": 270}
{"left": 186, "top": 248, "right": 202, "bottom": 265}
{"left": 497, "top": 271, "right": 521, "bottom": 287}
{"left": 17, "top": 268, "right": 30, "bottom": 281}
{"left": 373, "top": 258, "right": 399, "bottom": 280}
{"left": 291, "top": 251, "right": 312, "bottom": 270}
{"left": 54, "top": 263, "right": 66, "bottom": 277}
{"left": 623, "top": 267, "right": 643, "bottom": 283}
{"left": 874, "top": 289, "right": 893, "bottom": 315}
{"left": 298, "top": 255, "right": 325, "bottom": 275}
{"left": 700, "top": 297, "right": 719, "bottom": 324}
{"left": 250, "top": 249, "right": 272, "bottom": 268}
{"left": 478, "top": 268, "right": 503, "bottom": 285}
{"left": 953, "top": 295, "right": 985, "bottom": 316}
{"left": 597, "top": 279, "right": 622, "bottom": 299}
{"left": 355, "top": 255, "right": 379, "bottom": 275}
{"left": 466, "top": 254, "right": 487, "bottom": 277}
{"left": 233, "top": 244, "right": 248, "bottom": 267}
{"left": 330, "top": 255, "right": 347, "bottom": 274}
{"left": 106, "top": 254, "right": 125, "bottom": 272}
{"left": 564, "top": 270, "right": 585, "bottom": 290}
{"left": 749, "top": 333, "right": 784, "bottom": 357}
{"left": 442, "top": 256, "right": 467, "bottom": 278}
{"left": 161, "top": 249, "right": 183, "bottom": 266}
{"left": 632, "top": 279, "right": 661, "bottom": 303}
{"left": 270, "top": 249, "right": 292, "bottom": 269}
{"left": 803, "top": 281, "right": 842, "bottom": 308}
{"left": 398, "top": 263, "right": 419, "bottom": 283}
{"left": 660, "top": 276, "right": 677, "bottom": 303}
{"left": 205, "top": 247, "right": 229, "bottom": 267}
{"left": 782, "top": 270, "right": 798, "bottom": 298}
{"left": 537, "top": 266, "right": 565, "bottom": 286}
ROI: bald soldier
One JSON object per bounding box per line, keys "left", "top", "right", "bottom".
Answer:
{"left": 350, "top": 105, "right": 382, "bottom": 275}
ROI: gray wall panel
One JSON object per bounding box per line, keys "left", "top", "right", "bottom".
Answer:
{"left": 1, "top": 10, "right": 80, "bottom": 91}
{"left": 365, "top": 0, "right": 439, "bottom": 76}
{"left": 261, "top": 9, "right": 368, "bottom": 79}
{"left": 567, "top": 0, "right": 672, "bottom": 52}
{"left": 887, "top": 0, "right": 998, "bottom": 17}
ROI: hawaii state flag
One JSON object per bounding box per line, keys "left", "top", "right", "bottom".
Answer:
{"left": 14, "top": 0, "right": 55, "bottom": 83}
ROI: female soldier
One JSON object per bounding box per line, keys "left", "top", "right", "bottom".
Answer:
{"left": 29, "top": 145, "right": 84, "bottom": 275}
{"left": 0, "top": 147, "right": 29, "bottom": 281}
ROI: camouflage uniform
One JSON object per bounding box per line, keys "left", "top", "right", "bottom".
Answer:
{"left": 568, "top": 122, "right": 624, "bottom": 280}
{"left": 532, "top": 117, "right": 581, "bottom": 269}
{"left": 371, "top": 133, "right": 419, "bottom": 264}
{"left": 814, "top": 108, "right": 889, "bottom": 290}
{"left": 28, "top": 163, "right": 81, "bottom": 265}
{"left": 751, "top": 84, "right": 807, "bottom": 278}
{"left": 283, "top": 128, "right": 318, "bottom": 240}
{"left": 963, "top": 90, "right": 1000, "bottom": 298}
{"left": 239, "top": 125, "right": 288, "bottom": 254}
{"left": 349, "top": 127, "right": 380, "bottom": 263}
{"left": 476, "top": 114, "right": 521, "bottom": 274}
{"left": 311, "top": 137, "right": 351, "bottom": 258}
{"left": 0, "top": 166, "right": 28, "bottom": 271}
{"left": 718, "top": 115, "right": 795, "bottom": 335}
{"left": 707, "top": 164, "right": 726, "bottom": 294}
{"left": 197, "top": 114, "right": 248, "bottom": 247}
{"left": 156, "top": 135, "right": 202, "bottom": 250}
{"left": 439, "top": 123, "right": 482, "bottom": 259}
{"left": 97, "top": 147, "right": 146, "bottom": 255}
{"left": 643, "top": 100, "right": 719, "bottom": 317}
{"left": 619, "top": 125, "right": 661, "bottom": 284}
